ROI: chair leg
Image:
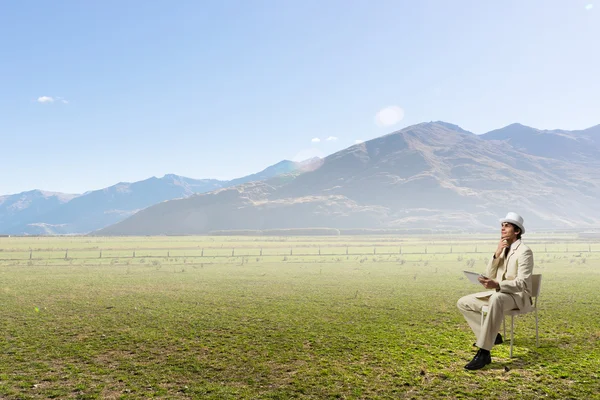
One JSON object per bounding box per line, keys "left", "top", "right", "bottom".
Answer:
{"left": 510, "top": 315, "right": 514, "bottom": 358}
{"left": 535, "top": 308, "right": 539, "bottom": 347}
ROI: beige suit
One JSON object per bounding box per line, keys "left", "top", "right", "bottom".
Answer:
{"left": 457, "top": 239, "right": 534, "bottom": 350}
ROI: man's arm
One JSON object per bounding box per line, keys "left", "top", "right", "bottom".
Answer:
{"left": 498, "top": 248, "right": 534, "bottom": 294}
{"left": 479, "top": 256, "right": 502, "bottom": 289}
{"left": 486, "top": 239, "right": 508, "bottom": 278}
{"left": 485, "top": 253, "right": 502, "bottom": 279}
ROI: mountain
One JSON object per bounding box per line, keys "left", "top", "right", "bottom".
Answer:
{"left": 227, "top": 158, "right": 321, "bottom": 186}
{"left": 95, "top": 121, "right": 600, "bottom": 235}
{"left": 2, "top": 159, "right": 319, "bottom": 235}
{"left": 0, "top": 190, "right": 79, "bottom": 234}
{"left": 480, "top": 123, "right": 600, "bottom": 161}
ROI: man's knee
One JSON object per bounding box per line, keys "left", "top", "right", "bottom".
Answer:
{"left": 457, "top": 295, "right": 471, "bottom": 311}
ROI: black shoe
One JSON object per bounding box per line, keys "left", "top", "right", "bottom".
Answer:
{"left": 495, "top": 333, "right": 503, "bottom": 345}
{"left": 473, "top": 333, "right": 503, "bottom": 347}
{"left": 464, "top": 349, "right": 492, "bottom": 370}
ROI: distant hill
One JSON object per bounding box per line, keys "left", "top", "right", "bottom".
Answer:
{"left": 95, "top": 121, "right": 600, "bottom": 235}
{"left": 480, "top": 123, "right": 600, "bottom": 161}
{"left": 1, "top": 158, "right": 320, "bottom": 235}
{"left": 0, "top": 190, "right": 79, "bottom": 234}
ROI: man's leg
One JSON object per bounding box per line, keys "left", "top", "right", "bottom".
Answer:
{"left": 476, "top": 292, "right": 518, "bottom": 350}
{"left": 457, "top": 293, "right": 488, "bottom": 342}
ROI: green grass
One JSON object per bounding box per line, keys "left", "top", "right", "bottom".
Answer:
{"left": 1, "top": 236, "right": 599, "bottom": 399}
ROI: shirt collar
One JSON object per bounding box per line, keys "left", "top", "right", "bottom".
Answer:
{"left": 509, "top": 239, "right": 521, "bottom": 252}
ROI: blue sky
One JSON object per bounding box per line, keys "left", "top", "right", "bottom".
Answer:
{"left": 1, "top": 0, "right": 598, "bottom": 195}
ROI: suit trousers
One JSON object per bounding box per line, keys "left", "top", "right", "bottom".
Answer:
{"left": 457, "top": 292, "right": 518, "bottom": 351}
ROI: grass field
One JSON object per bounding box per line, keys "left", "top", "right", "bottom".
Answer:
{"left": 1, "top": 235, "right": 599, "bottom": 399}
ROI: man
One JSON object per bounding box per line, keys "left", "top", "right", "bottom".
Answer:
{"left": 457, "top": 212, "right": 534, "bottom": 370}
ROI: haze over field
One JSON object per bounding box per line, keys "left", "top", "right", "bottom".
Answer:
{"left": 1, "top": 235, "right": 599, "bottom": 398}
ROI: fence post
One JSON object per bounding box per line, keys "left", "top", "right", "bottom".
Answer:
{"left": 30, "top": 250, "right": 32, "bottom": 259}
{"left": 201, "top": 248, "right": 204, "bottom": 256}
{"left": 99, "top": 250, "right": 102, "bottom": 258}
{"left": 346, "top": 247, "right": 348, "bottom": 255}
{"left": 65, "top": 249, "right": 68, "bottom": 260}
{"left": 318, "top": 247, "right": 321, "bottom": 255}
{"left": 167, "top": 251, "right": 170, "bottom": 257}
{"left": 290, "top": 248, "right": 293, "bottom": 255}
{"left": 232, "top": 248, "right": 235, "bottom": 256}
{"left": 133, "top": 251, "right": 136, "bottom": 258}
{"left": 260, "top": 248, "right": 262, "bottom": 256}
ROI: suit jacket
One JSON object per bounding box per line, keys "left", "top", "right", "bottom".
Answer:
{"left": 473, "top": 239, "right": 534, "bottom": 311}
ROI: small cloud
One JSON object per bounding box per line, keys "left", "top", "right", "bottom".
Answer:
{"left": 326, "top": 136, "right": 338, "bottom": 142}
{"left": 585, "top": 4, "right": 593, "bottom": 10}
{"left": 354, "top": 139, "right": 364, "bottom": 144}
{"left": 375, "top": 105, "right": 405, "bottom": 127}
{"left": 37, "top": 96, "right": 69, "bottom": 104}
{"left": 37, "top": 96, "right": 54, "bottom": 103}
{"left": 311, "top": 138, "right": 321, "bottom": 143}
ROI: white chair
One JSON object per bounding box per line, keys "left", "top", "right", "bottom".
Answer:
{"left": 480, "top": 274, "right": 542, "bottom": 358}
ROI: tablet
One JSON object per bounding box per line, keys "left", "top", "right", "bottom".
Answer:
{"left": 463, "top": 271, "right": 488, "bottom": 285}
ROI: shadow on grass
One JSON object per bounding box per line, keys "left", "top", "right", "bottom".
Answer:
{"left": 484, "top": 337, "right": 567, "bottom": 370}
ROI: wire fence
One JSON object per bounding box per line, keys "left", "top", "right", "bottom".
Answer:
{"left": 1, "top": 243, "right": 599, "bottom": 261}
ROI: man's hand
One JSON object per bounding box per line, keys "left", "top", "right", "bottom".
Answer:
{"left": 478, "top": 276, "right": 500, "bottom": 290}
{"left": 495, "top": 238, "right": 509, "bottom": 259}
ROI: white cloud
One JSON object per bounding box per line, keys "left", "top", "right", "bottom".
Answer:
{"left": 326, "top": 136, "right": 338, "bottom": 141}
{"left": 37, "top": 96, "right": 55, "bottom": 103}
{"left": 585, "top": 4, "right": 593, "bottom": 10}
{"left": 355, "top": 139, "right": 364, "bottom": 144}
{"left": 311, "top": 138, "right": 321, "bottom": 143}
{"left": 37, "top": 96, "right": 69, "bottom": 104}
{"left": 375, "top": 105, "right": 405, "bottom": 127}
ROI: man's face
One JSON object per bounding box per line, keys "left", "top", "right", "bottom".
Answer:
{"left": 501, "top": 222, "right": 519, "bottom": 241}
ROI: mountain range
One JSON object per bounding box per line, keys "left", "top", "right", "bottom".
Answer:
{"left": 0, "top": 158, "right": 319, "bottom": 235}
{"left": 3, "top": 121, "right": 599, "bottom": 235}
{"left": 95, "top": 121, "right": 600, "bottom": 235}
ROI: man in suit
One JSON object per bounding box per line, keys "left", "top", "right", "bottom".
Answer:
{"left": 457, "top": 212, "right": 534, "bottom": 370}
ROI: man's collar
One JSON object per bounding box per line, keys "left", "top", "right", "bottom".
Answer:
{"left": 509, "top": 239, "right": 522, "bottom": 251}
